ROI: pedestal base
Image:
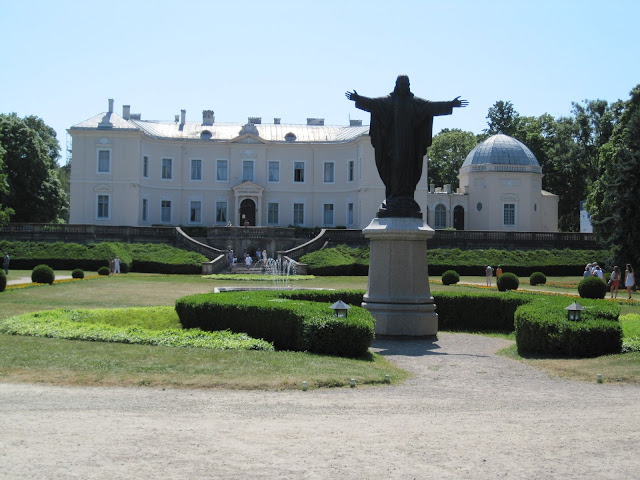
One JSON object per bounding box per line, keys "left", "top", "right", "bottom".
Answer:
{"left": 361, "top": 217, "right": 438, "bottom": 337}
{"left": 362, "top": 301, "right": 438, "bottom": 337}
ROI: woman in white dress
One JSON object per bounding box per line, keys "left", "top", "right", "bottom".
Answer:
{"left": 624, "top": 264, "right": 635, "bottom": 300}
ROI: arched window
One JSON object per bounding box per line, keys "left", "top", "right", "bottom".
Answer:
{"left": 434, "top": 204, "right": 446, "bottom": 228}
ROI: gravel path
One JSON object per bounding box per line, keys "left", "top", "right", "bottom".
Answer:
{"left": 1, "top": 333, "right": 639, "bottom": 479}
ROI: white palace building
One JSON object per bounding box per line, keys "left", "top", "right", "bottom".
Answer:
{"left": 68, "top": 99, "right": 558, "bottom": 232}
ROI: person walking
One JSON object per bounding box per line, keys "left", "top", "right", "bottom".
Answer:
{"left": 624, "top": 264, "right": 635, "bottom": 300}
{"left": 609, "top": 266, "right": 621, "bottom": 299}
{"left": 3, "top": 252, "right": 9, "bottom": 275}
{"left": 485, "top": 265, "right": 493, "bottom": 286}
{"left": 114, "top": 256, "right": 121, "bottom": 274}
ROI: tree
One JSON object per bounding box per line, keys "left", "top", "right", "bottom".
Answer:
{"left": 485, "top": 100, "right": 521, "bottom": 136}
{"left": 0, "top": 113, "right": 68, "bottom": 223}
{"left": 0, "top": 144, "right": 15, "bottom": 226}
{"left": 427, "top": 128, "right": 477, "bottom": 190}
{"left": 585, "top": 85, "right": 640, "bottom": 267}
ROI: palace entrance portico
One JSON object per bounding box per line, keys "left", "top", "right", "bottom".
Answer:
{"left": 232, "top": 181, "right": 264, "bottom": 226}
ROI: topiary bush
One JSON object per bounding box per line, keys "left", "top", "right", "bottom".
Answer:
{"left": 529, "top": 272, "right": 547, "bottom": 286}
{"left": 0, "top": 270, "right": 6, "bottom": 292}
{"left": 97, "top": 266, "right": 110, "bottom": 276}
{"left": 578, "top": 276, "right": 607, "bottom": 299}
{"left": 441, "top": 270, "right": 460, "bottom": 285}
{"left": 71, "top": 268, "right": 85, "bottom": 279}
{"left": 31, "top": 264, "right": 55, "bottom": 285}
{"left": 497, "top": 272, "right": 519, "bottom": 291}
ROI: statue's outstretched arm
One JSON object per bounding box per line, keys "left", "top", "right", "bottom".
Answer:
{"left": 345, "top": 90, "right": 359, "bottom": 102}
{"left": 453, "top": 96, "right": 469, "bottom": 108}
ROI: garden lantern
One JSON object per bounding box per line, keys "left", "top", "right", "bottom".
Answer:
{"left": 329, "top": 300, "right": 351, "bottom": 318}
{"left": 565, "top": 301, "right": 585, "bottom": 321}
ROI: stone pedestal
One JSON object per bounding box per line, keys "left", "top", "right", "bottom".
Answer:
{"left": 361, "top": 217, "right": 438, "bottom": 337}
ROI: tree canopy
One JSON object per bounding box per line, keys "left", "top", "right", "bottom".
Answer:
{"left": 427, "top": 128, "right": 478, "bottom": 191}
{"left": 585, "top": 84, "right": 640, "bottom": 267}
{"left": 0, "top": 113, "right": 68, "bottom": 223}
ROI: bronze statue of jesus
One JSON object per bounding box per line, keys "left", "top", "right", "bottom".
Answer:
{"left": 346, "top": 75, "right": 468, "bottom": 218}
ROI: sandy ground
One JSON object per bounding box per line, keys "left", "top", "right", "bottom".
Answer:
{"left": 1, "top": 333, "right": 639, "bottom": 479}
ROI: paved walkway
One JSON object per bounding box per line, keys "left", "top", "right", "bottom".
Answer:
{"left": 1, "top": 333, "right": 639, "bottom": 479}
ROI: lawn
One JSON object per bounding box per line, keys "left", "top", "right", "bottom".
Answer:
{"left": 1, "top": 271, "right": 639, "bottom": 387}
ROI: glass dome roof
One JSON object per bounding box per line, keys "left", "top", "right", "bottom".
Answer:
{"left": 462, "top": 133, "right": 539, "bottom": 167}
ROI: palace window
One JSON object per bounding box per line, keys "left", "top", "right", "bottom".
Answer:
{"left": 216, "top": 201, "right": 228, "bottom": 224}
{"left": 323, "top": 162, "right": 335, "bottom": 183}
{"left": 293, "top": 203, "right": 304, "bottom": 225}
{"left": 323, "top": 203, "right": 334, "bottom": 226}
{"left": 161, "top": 158, "right": 173, "bottom": 180}
{"left": 161, "top": 200, "right": 172, "bottom": 223}
{"left": 97, "top": 150, "right": 111, "bottom": 173}
{"left": 190, "top": 201, "right": 202, "bottom": 223}
{"left": 503, "top": 203, "right": 516, "bottom": 226}
{"left": 268, "top": 161, "right": 280, "bottom": 182}
{"left": 294, "top": 162, "right": 305, "bottom": 182}
{"left": 242, "top": 160, "right": 254, "bottom": 182}
{"left": 191, "top": 159, "right": 202, "bottom": 181}
{"left": 97, "top": 194, "right": 110, "bottom": 219}
{"left": 216, "top": 160, "right": 228, "bottom": 182}
{"left": 267, "top": 203, "right": 279, "bottom": 225}
{"left": 434, "top": 204, "right": 446, "bottom": 228}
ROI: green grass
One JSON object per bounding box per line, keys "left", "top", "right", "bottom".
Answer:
{"left": 2, "top": 271, "right": 639, "bottom": 388}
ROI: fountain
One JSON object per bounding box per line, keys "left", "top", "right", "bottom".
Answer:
{"left": 265, "top": 257, "right": 297, "bottom": 289}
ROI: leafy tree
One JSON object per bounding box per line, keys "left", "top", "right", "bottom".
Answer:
{"left": 427, "top": 128, "right": 477, "bottom": 190}
{"left": 585, "top": 84, "right": 640, "bottom": 267}
{"left": 0, "top": 113, "right": 68, "bottom": 223}
{"left": 485, "top": 100, "right": 520, "bottom": 136}
{"left": 0, "top": 144, "right": 15, "bottom": 226}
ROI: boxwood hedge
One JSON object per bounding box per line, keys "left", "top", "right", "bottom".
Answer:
{"left": 175, "top": 290, "right": 374, "bottom": 358}
{"left": 300, "top": 245, "right": 609, "bottom": 277}
{"left": 0, "top": 240, "right": 208, "bottom": 274}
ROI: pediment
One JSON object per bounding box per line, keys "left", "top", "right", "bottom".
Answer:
{"left": 94, "top": 184, "right": 113, "bottom": 192}
{"left": 500, "top": 193, "right": 519, "bottom": 201}
{"left": 232, "top": 180, "right": 264, "bottom": 196}
{"left": 230, "top": 133, "right": 267, "bottom": 144}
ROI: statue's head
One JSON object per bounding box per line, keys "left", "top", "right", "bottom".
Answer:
{"left": 394, "top": 75, "right": 411, "bottom": 95}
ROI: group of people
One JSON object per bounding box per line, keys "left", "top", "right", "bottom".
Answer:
{"left": 227, "top": 247, "right": 269, "bottom": 271}
{"left": 484, "top": 265, "right": 503, "bottom": 286}
{"left": 584, "top": 262, "right": 635, "bottom": 299}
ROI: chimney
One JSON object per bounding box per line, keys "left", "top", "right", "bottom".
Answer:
{"left": 122, "top": 105, "right": 131, "bottom": 120}
{"left": 175, "top": 115, "right": 180, "bottom": 123}
{"left": 307, "top": 118, "right": 324, "bottom": 126}
{"left": 108, "top": 98, "right": 114, "bottom": 113}
{"left": 130, "top": 113, "right": 141, "bottom": 120}
{"left": 180, "top": 109, "right": 186, "bottom": 125}
{"left": 274, "top": 118, "right": 281, "bottom": 124}
{"left": 429, "top": 184, "right": 435, "bottom": 193}
{"left": 349, "top": 119, "right": 362, "bottom": 126}
{"left": 202, "top": 110, "right": 214, "bottom": 126}
{"left": 444, "top": 184, "right": 452, "bottom": 194}
{"left": 248, "top": 117, "right": 262, "bottom": 124}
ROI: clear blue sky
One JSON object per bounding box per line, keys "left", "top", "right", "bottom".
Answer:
{"left": 1, "top": 0, "right": 639, "bottom": 164}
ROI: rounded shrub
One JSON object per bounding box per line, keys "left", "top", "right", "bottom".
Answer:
{"left": 0, "top": 270, "right": 6, "bottom": 292}
{"left": 31, "top": 264, "right": 55, "bottom": 285}
{"left": 529, "top": 272, "right": 547, "bottom": 286}
{"left": 441, "top": 270, "right": 460, "bottom": 285}
{"left": 497, "top": 272, "right": 519, "bottom": 291}
{"left": 71, "top": 268, "right": 85, "bottom": 279}
{"left": 578, "top": 276, "right": 607, "bottom": 299}
{"left": 97, "top": 266, "right": 110, "bottom": 276}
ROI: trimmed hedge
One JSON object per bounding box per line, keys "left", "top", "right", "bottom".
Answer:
{"left": 578, "top": 276, "right": 607, "bottom": 299}
{"left": 31, "top": 264, "right": 55, "bottom": 284}
{"left": 98, "top": 266, "right": 110, "bottom": 276}
{"left": 175, "top": 290, "right": 374, "bottom": 358}
{"left": 529, "top": 272, "right": 547, "bottom": 286}
{"left": 0, "top": 270, "right": 6, "bottom": 292}
{"left": 0, "top": 241, "right": 208, "bottom": 274}
{"left": 514, "top": 297, "right": 621, "bottom": 357}
{"left": 497, "top": 272, "right": 520, "bottom": 291}
{"left": 300, "top": 245, "right": 610, "bottom": 277}
{"left": 441, "top": 270, "right": 460, "bottom": 285}
{"left": 71, "top": 268, "right": 85, "bottom": 279}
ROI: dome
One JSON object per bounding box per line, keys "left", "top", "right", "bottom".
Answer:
{"left": 462, "top": 133, "right": 539, "bottom": 167}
